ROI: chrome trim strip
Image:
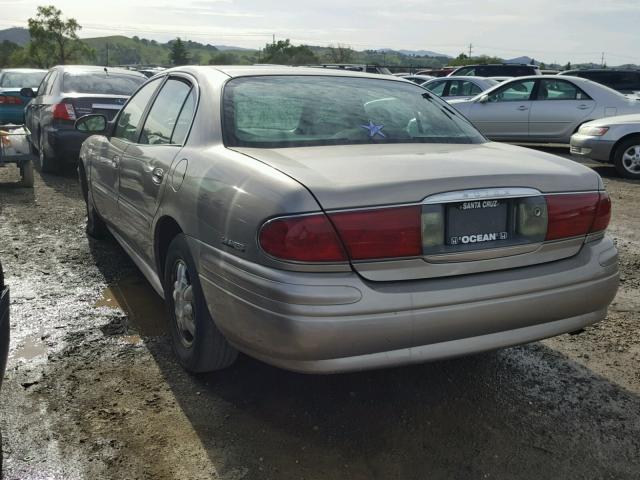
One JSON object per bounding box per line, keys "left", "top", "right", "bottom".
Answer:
{"left": 424, "top": 243, "right": 542, "bottom": 263}
{"left": 423, "top": 187, "right": 542, "bottom": 204}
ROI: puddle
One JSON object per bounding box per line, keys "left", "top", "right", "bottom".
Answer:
{"left": 12, "top": 331, "right": 47, "bottom": 360}
{"left": 96, "top": 274, "right": 167, "bottom": 337}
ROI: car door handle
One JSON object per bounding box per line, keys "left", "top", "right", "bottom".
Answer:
{"left": 577, "top": 104, "right": 590, "bottom": 110}
{"left": 151, "top": 167, "right": 164, "bottom": 185}
{"left": 517, "top": 105, "right": 528, "bottom": 111}
{"left": 111, "top": 155, "right": 120, "bottom": 168}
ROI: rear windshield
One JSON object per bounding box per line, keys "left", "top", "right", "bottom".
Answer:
{"left": 0, "top": 71, "right": 47, "bottom": 89}
{"left": 222, "top": 76, "right": 485, "bottom": 148}
{"left": 62, "top": 72, "right": 145, "bottom": 95}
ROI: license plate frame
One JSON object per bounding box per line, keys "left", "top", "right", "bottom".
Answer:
{"left": 446, "top": 199, "right": 509, "bottom": 247}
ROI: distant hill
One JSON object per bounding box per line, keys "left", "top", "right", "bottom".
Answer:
{"left": 505, "top": 56, "right": 539, "bottom": 65}
{"left": 0, "top": 27, "right": 30, "bottom": 46}
{"left": 379, "top": 48, "right": 451, "bottom": 58}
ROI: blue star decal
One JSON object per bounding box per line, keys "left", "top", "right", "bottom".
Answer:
{"left": 360, "top": 120, "right": 386, "bottom": 138}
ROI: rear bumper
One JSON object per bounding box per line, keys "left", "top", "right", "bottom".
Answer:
{"left": 46, "top": 127, "right": 90, "bottom": 162}
{"left": 0, "top": 286, "right": 9, "bottom": 386}
{"left": 0, "top": 106, "right": 26, "bottom": 125}
{"left": 195, "top": 236, "right": 619, "bottom": 373}
{"left": 570, "top": 134, "right": 615, "bottom": 163}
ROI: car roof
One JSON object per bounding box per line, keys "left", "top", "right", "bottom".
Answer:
{"left": 52, "top": 65, "right": 147, "bottom": 77}
{"left": 168, "top": 65, "right": 403, "bottom": 82}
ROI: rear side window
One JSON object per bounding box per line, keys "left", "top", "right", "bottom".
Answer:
{"left": 171, "top": 89, "right": 197, "bottom": 145}
{"left": 537, "top": 79, "right": 591, "bottom": 100}
{"left": 223, "top": 76, "right": 485, "bottom": 148}
{"left": 63, "top": 72, "right": 145, "bottom": 95}
{"left": 114, "top": 77, "right": 162, "bottom": 142}
{"left": 36, "top": 71, "right": 52, "bottom": 96}
{"left": 140, "top": 78, "right": 193, "bottom": 145}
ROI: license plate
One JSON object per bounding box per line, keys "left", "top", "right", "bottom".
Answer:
{"left": 447, "top": 200, "right": 509, "bottom": 246}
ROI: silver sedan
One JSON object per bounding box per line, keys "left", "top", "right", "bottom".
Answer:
{"left": 75, "top": 66, "right": 618, "bottom": 374}
{"left": 422, "top": 76, "right": 498, "bottom": 101}
{"left": 571, "top": 114, "right": 640, "bottom": 179}
{"left": 450, "top": 75, "right": 640, "bottom": 144}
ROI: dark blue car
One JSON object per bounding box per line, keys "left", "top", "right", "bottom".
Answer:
{"left": 0, "top": 69, "right": 47, "bottom": 125}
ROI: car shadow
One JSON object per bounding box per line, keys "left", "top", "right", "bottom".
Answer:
{"left": 86, "top": 237, "right": 640, "bottom": 479}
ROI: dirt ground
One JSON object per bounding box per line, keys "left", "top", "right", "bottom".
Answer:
{"left": 0, "top": 152, "right": 638, "bottom": 480}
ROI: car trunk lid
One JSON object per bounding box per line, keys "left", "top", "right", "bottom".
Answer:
{"left": 63, "top": 93, "right": 129, "bottom": 121}
{"left": 235, "top": 142, "right": 603, "bottom": 281}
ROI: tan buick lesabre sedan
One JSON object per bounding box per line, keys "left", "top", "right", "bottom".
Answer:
{"left": 75, "top": 66, "right": 619, "bottom": 373}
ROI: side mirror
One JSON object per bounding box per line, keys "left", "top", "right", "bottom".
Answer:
{"left": 20, "top": 88, "right": 36, "bottom": 98}
{"left": 75, "top": 114, "right": 107, "bottom": 134}
{"left": 477, "top": 94, "right": 489, "bottom": 104}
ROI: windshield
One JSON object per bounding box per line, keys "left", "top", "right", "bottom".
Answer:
{"left": 62, "top": 72, "right": 145, "bottom": 95}
{"left": 222, "top": 76, "right": 485, "bottom": 148}
{"left": 0, "top": 71, "right": 47, "bottom": 89}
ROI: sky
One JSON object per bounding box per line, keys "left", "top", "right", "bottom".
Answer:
{"left": 0, "top": 0, "right": 639, "bottom": 65}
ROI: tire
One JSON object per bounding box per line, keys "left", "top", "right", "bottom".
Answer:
{"left": 19, "top": 160, "right": 34, "bottom": 188}
{"left": 163, "top": 234, "right": 238, "bottom": 372}
{"left": 37, "top": 130, "right": 59, "bottom": 174}
{"left": 613, "top": 136, "right": 640, "bottom": 180}
{"left": 79, "top": 167, "right": 108, "bottom": 238}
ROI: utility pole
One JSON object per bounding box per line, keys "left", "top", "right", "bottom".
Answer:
{"left": 601, "top": 51, "right": 605, "bottom": 67}
{"left": 272, "top": 33, "right": 275, "bottom": 45}
{"left": 468, "top": 43, "right": 473, "bottom": 58}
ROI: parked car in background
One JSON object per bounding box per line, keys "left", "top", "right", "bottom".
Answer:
{"left": 559, "top": 69, "right": 640, "bottom": 96}
{"left": 0, "top": 259, "right": 9, "bottom": 473}
{"left": 571, "top": 114, "right": 640, "bottom": 179}
{"left": 0, "top": 68, "right": 47, "bottom": 124}
{"left": 423, "top": 76, "right": 498, "bottom": 101}
{"left": 450, "top": 75, "right": 640, "bottom": 143}
{"left": 312, "top": 64, "right": 392, "bottom": 75}
{"left": 415, "top": 67, "right": 456, "bottom": 77}
{"left": 401, "top": 74, "right": 434, "bottom": 84}
{"left": 24, "top": 65, "right": 146, "bottom": 173}
{"left": 449, "top": 64, "right": 541, "bottom": 77}
{"left": 75, "top": 66, "right": 617, "bottom": 375}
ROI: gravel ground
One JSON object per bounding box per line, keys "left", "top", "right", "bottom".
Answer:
{"left": 0, "top": 154, "right": 638, "bottom": 480}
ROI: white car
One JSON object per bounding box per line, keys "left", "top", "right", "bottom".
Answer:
{"left": 422, "top": 76, "right": 498, "bottom": 101}
{"left": 449, "top": 75, "right": 640, "bottom": 144}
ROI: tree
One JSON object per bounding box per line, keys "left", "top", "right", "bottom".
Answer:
{"left": 326, "top": 44, "right": 354, "bottom": 63}
{"left": 262, "top": 39, "right": 317, "bottom": 65}
{"left": 27, "top": 5, "right": 88, "bottom": 67}
{"left": 0, "top": 40, "right": 20, "bottom": 67}
{"left": 209, "top": 52, "right": 239, "bottom": 65}
{"left": 169, "top": 37, "right": 190, "bottom": 65}
{"left": 565, "top": 61, "right": 572, "bottom": 70}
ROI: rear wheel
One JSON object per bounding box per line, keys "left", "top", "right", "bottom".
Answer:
{"left": 19, "top": 160, "right": 34, "bottom": 188}
{"left": 613, "top": 137, "right": 640, "bottom": 180}
{"left": 163, "top": 234, "right": 238, "bottom": 372}
{"left": 37, "top": 130, "right": 59, "bottom": 174}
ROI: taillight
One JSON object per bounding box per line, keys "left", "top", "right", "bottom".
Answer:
{"left": 0, "top": 95, "right": 23, "bottom": 105}
{"left": 545, "top": 192, "right": 610, "bottom": 241}
{"left": 259, "top": 214, "right": 347, "bottom": 262}
{"left": 329, "top": 206, "right": 422, "bottom": 260}
{"left": 590, "top": 192, "right": 611, "bottom": 233}
{"left": 258, "top": 206, "right": 422, "bottom": 262}
{"left": 52, "top": 102, "right": 76, "bottom": 121}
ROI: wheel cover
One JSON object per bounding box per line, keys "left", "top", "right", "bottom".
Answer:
{"left": 172, "top": 260, "right": 196, "bottom": 348}
{"left": 621, "top": 145, "right": 640, "bottom": 174}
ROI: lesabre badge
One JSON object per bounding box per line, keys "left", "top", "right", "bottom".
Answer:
{"left": 360, "top": 120, "right": 386, "bottom": 138}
